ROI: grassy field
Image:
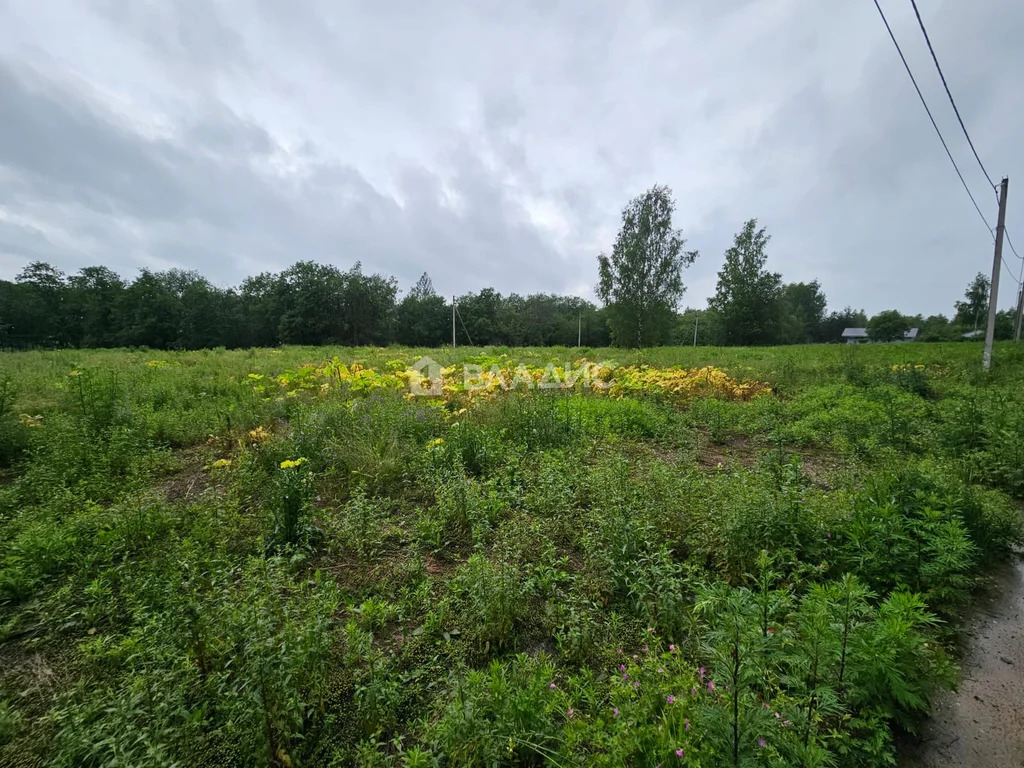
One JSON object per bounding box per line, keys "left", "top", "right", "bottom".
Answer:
{"left": 1, "top": 342, "right": 1023, "bottom": 767}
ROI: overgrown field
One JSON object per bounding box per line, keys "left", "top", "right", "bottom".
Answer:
{"left": 1, "top": 343, "right": 1023, "bottom": 767}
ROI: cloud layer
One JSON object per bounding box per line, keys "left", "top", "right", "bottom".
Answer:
{"left": 1, "top": 0, "right": 1022, "bottom": 316}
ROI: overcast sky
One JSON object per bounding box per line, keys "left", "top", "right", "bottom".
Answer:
{"left": 1, "top": 0, "right": 1022, "bottom": 317}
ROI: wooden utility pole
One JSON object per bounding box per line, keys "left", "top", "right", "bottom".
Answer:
{"left": 452, "top": 296, "right": 456, "bottom": 348}
{"left": 693, "top": 312, "right": 699, "bottom": 347}
{"left": 577, "top": 312, "right": 581, "bottom": 347}
{"left": 983, "top": 177, "right": 1009, "bottom": 370}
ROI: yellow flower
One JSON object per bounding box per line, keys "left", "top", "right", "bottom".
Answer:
{"left": 428, "top": 437, "right": 445, "bottom": 449}
{"left": 280, "top": 458, "right": 308, "bottom": 469}
{"left": 210, "top": 458, "right": 232, "bottom": 469}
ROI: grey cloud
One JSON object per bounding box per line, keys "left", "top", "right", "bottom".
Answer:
{"left": 0, "top": 0, "right": 1022, "bottom": 316}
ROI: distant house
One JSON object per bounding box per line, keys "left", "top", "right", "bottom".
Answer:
{"left": 842, "top": 328, "right": 869, "bottom": 344}
{"left": 842, "top": 327, "right": 919, "bottom": 344}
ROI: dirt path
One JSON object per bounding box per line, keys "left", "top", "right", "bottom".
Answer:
{"left": 901, "top": 558, "right": 1024, "bottom": 767}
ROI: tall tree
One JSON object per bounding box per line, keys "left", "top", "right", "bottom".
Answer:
{"left": 338, "top": 263, "right": 397, "bottom": 345}
{"left": 779, "top": 281, "right": 827, "bottom": 344}
{"left": 396, "top": 273, "right": 449, "bottom": 347}
{"left": 66, "top": 266, "right": 126, "bottom": 348}
{"left": 953, "top": 272, "right": 990, "bottom": 329}
{"left": 709, "top": 219, "right": 782, "bottom": 345}
{"left": 15, "top": 262, "right": 67, "bottom": 346}
{"left": 867, "top": 310, "right": 909, "bottom": 342}
{"left": 597, "top": 185, "right": 697, "bottom": 348}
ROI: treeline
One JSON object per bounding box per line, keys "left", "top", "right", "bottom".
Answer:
{"left": 0, "top": 259, "right": 1014, "bottom": 351}
{"left": 0, "top": 262, "right": 610, "bottom": 350}
{"left": 1, "top": 185, "right": 1017, "bottom": 350}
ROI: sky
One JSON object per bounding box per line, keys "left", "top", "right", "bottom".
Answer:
{"left": 0, "top": 0, "right": 1022, "bottom": 318}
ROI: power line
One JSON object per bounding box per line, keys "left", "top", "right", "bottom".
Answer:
{"left": 1005, "top": 227, "right": 1022, "bottom": 260}
{"left": 1002, "top": 257, "right": 1020, "bottom": 285}
{"left": 871, "top": 0, "right": 993, "bottom": 236}
{"left": 908, "top": 0, "right": 997, "bottom": 190}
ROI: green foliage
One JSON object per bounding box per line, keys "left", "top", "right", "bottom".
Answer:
{"left": 709, "top": 219, "right": 783, "bottom": 346}
{"left": 867, "top": 310, "right": 909, "bottom": 342}
{"left": 1, "top": 343, "right": 1022, "bottom": 767}
{"left": 597, "top": 185, "right": 698, "bottom": 347}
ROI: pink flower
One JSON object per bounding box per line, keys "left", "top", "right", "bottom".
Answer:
{"left": 658, "top": 667, "right": 665, "bottom": 674}
{"left": 669, "top": 644, "right": 676, "bottom": 652}
{"left": 675, "top": 748, "right": 685, "bottom": 758}
{"left": 690, "top": 687, "right": 697, "bottom": 695}
{"left": 622, "top": 672, "right": 629, "bottom": 680}
{"left": 617, "top": 648, "right": 623, "bottom": 654}
{"left": 633, "top": 680, "right": 639, "bottom": 688}
{"left": 549, "top": 682, "right": 557, "bottom": 690}
{"left": 684, "top": 718, "right": 690, "bottom": 731}
{"left": 632, "top": 654, "right": 638, "bottom": 660}
{"left": 757, "top": 737, "right": 767, "bottom": 748}
{"left": 567, "top": 707, "right": 574, "bottom": 719}
{"left": 666, "top": 695, "right": 675, "bottom": 704}
{"left": 707, "top": 680, "right": 715, "bottom": 693}
{"left": 826, "top": 532, "right": 832, "bottom": 539}
{"left": 619, "top": 664, "right": 627, "bottom": 672}
{"left": 698, "top": 667, "right": 705, "bottom": 681}
{"left": 613, "top": 707, "right": 619, "bottom": 717}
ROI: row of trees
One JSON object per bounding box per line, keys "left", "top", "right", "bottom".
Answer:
{"left": 1, "top": 186, "right": 1016, "bottom": 350}
{"left": 0, "top": 263, "right": 610, "bottom": 350}
{"left": 596, "top": 186, "right": 1019, "bottom": 347}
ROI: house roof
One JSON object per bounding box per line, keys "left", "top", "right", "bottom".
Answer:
{"left": 842, "top": 327, "right": 919, "bottom": 340}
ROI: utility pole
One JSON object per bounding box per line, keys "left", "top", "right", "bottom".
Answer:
{"left": 577, "top": 312, "right": 581, "bottom": 347}
{"left": 693, "top": 312, "right": 699, "bottom": 347}
{"left": 452, "top": 296, "right": 456, "bottom": 349}
{"left": 983, "top": 177, "right": 1009, "bottom": 371}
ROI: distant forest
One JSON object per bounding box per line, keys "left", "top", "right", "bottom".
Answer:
{"left": 1, "top": 188, "right": 1016, "bottom": 351}
{"left": 0, "top": 259, "right": 1010, "bottom": 351}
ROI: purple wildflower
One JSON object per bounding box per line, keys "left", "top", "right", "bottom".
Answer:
{"left": 549, "top": 682, "right": 557, "bottom": 690}
{"left": 613, "top": 707, "right": 619, "bottom": 717}
{"left": 666, "top": 695, "right": 675, "bottom": 704}
{"left": 707, "top": 680, "right": 715, "bottom": 693}
{"left": 757, "top": 737, "right": 767, "bottom": 748}
{"left": 698, "top": 667, "right": 705, "bottom": 681}
{"left": 675, "top": 748, "right": 685, "bottom": 758}
{"left": 685, "top": 718, "right": 690, "bottom": 731}
{"left": 567, "top": 707, "right": 574, "bottom": 719}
